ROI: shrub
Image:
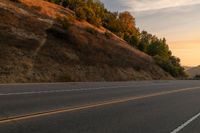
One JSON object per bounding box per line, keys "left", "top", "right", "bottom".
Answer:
{"left": 46, "top": 26, "right": 68, "bottom": 40}
{"left": 134, "top": 65, "right": 141, "bottom": 71}
{"left": 153, "top": 55, "right": 186, "bottom": 78}
{"left": 86, "top": 27, "right": 98, "bottom": 36}
{"left": 47, "top": 17, "right": 70, "bottom": 40}
{"left": 75, "top": 7, "right": 87, "bottom": 20}
{"left": 31, "top": 6, "right": 42, "bottom": 11}
{"left": 59, "top": 73, "right": 73, "bottom": 82}
{"left": 56, "top": 16, "right": 71, "bottom": 30}
{"left": 194, "top": 75, "right": 200, "bottom": 80}
{"left": 105, "top": 31, "right": 112, "bottom": 39}
{"left": 9, "top": 0, "right": 20, "bottom": 2}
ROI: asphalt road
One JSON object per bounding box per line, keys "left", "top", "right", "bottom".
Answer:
{"left": 0, "top": 80, "right": 200, "bottom": 133}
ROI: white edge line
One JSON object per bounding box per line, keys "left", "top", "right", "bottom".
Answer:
{"left": 0, "top": 84, "right": 200, "bottom": 96}
{"left": 0, "top": 84, "right": 161, "bottom": 96}
{"left": 0, "top": 83, "right": 175, "bottom": 96}
{"left": 0, "top": 81, "right": 173, "bottom": 86}
{"left": 171, "top": 112, "right": 200, "bottom": 133}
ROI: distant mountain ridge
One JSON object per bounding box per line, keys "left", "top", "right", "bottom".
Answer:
{"left": 186, "top": 65, "right": 200, "bottom": 78}
{"left": 183, "top": 66, "right": 193, "bottom": 71}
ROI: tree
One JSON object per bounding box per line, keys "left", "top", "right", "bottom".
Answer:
{"left": 147, "top": 38, "right": 169, "bottom": 60}
{"left": 124, "top": 33, "right": 139, "bottom": 47}
{"left": 66, "top": 0, "right": 84, "bottom": 10}
{"left": 138, "top": 31, "right": 153, "bottom": 52}
{"left": 119, "top": 11, "right": 136, "bottom": 32}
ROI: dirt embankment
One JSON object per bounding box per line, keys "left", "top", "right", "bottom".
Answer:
{"left": 0, "top": 0, "right": 172, "bottom": 83}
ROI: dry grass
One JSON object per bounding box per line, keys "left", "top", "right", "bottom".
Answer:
{"left": 0, "top": 0, "right": 172, "bottom": 83}
{"left": 20, "top": 0, "right": 75, "bottom": 19}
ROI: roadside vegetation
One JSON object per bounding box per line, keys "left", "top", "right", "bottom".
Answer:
{"left": 193, "top": 75, "right": 200, "bottom": 80}
{"left": 9, "top": 0, "right": 20, "bottom": 2}
{"left": 1, "top": 0, "right": 174, "bottom": 82}
{"left": 86, "top": 27, "right": 98, "bottom": 36}
{"left": 45, "top": 0, "right": 186, "bottom": 78}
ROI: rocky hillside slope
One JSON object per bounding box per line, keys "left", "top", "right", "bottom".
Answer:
{"left": 0, "top": 0, "right": 172, "bottom": 83}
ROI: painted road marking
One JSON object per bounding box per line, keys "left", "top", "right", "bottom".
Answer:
{"left": 0, "top": 83, "right": 172, "bottom": 96}
{"left": 171, "top": 112, "right": 200, "bottom": 133}
{"left": 0, "top": 86, "right": 200, "bottom": 124}
{"left": 0, "top": 81, "right": 171, "bottom": 86}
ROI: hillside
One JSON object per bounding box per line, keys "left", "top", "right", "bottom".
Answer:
{"left": 183, "top": 66, "right": 192, "bottom": 71}
{"left": 186, "top": 66, "right": 200, "bottom": 78}
{"left": 0, "top": 0, "right": 172, "bottom": 83}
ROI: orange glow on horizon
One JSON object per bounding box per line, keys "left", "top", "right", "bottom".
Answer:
{"left": 169, "top": 41, "right": 200, "bottom": 66}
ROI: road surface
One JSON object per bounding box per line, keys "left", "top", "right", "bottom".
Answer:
{"left": 0, "top": 80, "right": 200, "bottom": 133}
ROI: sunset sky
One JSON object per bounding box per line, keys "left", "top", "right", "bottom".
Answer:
{"left": 101, "top": 0, "right": 200, "bottom": 66}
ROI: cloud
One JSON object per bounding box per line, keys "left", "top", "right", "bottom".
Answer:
{"left": 100, "top": 0, "right": 132, "bottom": 11}
{"left": 101, "top": 0, "right": 200, "bottom": 12}
{"left": 100, "top": 0, "right": 200, "bottom": 66}
{"left": 132, "top": 0, "right": 200, "bottom": 12}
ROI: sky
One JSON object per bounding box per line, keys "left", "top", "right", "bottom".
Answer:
{"left": 100, "top": 0, "right": 200, "bottom": 66}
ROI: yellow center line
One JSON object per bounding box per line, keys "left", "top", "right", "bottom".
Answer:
{"left": 0, "top": 86, "right": 200, "bottom": 124}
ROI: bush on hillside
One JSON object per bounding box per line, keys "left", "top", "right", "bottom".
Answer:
{"left": 31, "top": 5, "right": 42, "bottom": 11}
{"left": 154, "top": 55, "right": 186, "bottom": 78}
{"left": 86, "top": 27, "right": 98, "bottom": 36}
{"left": 105, "top": 31, "right": 112, "bottom": 39}
{"left": 193, "top": 75, "right": 200, "bottom": 80}
{"left": 9, "top": 0, "right": 20, "bottom": 2}
{"left": 56, "top": 16, "right": 71, "bottom": 30}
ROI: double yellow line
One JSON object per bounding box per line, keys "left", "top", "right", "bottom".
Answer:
{"left": 0, "top": 86, "right": 199, "bottom": 124}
